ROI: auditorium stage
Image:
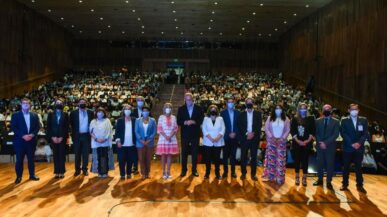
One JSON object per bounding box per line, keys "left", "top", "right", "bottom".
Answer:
{"left": 0, "top": 162, "right": 386, "bottom": 217}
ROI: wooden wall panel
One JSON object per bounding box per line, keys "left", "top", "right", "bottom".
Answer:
{"left": 0, "top": 0, "right": 73, "bottom": 98}
{"left": 280, "top": 0, "right": 387, "bottom": 126}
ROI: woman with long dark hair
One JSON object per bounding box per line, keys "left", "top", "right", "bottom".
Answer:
{"left": 262, "top": 104, "right": 290, "bottom": 185}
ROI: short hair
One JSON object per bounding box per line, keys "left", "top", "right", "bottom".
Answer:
{"left": 226, "top": 96, "right": 235, "bottom": 101}
{"left": 136, "top": 96, "right": 144, "bottom": 101}
{"left": 184, "top": 92, "right": 193, "bottom": 98}
{"left": 142, "top": 106, "right": 150, "bottom": 111}
{"left": 163, "top": 102, "right": 173, "bottom": 110}
{"left": 78, "top": 98, "right": 87, "bottom": 103}
{"left": 21, "top": 98, "right": 31, "bottom": 104}
{"left": 349, "top": 103, "right": 359, "bottom": 109}
{"left": 95, "top": 107, "right": 107, "bottom": 118}
{"left": 122, "top": 103, "right": 132, "bottom": 110}
{"left": 207, "top": 104, "right": 219, "bottom": 115}
{"left": 245, "top": 97, "right": 254, "bottom": 103}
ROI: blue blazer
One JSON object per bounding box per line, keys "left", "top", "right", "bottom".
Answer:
{"left": 220, "top": 109, "right": 240, "bottom": 141}
{"left": 340, "top": 116, "right": 369, "bottom": 152}
{"left": 135, "top": 117, "right": 156, "bottom": 148}
{"left": 11, "top": 111, "right": 41, "bottom": 146}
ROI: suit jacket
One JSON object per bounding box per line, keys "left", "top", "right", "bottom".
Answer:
{"left": 11, "top": 111, "right": 41, "bottom": 146}
{"left": 177, "top": 104, "right": 204, "bottom": 142}
{"left": 220, "top": 109, "right": 240, "bottom": 141}
{"left": 315, "top": 117, "right": 340, "bottom": 151}
{"left": 135, "top": 117, "right": 157, "bottom": 148}
{"left": 340, "top": 116, "right": 369, "bottom": 152}
{"left": 69, "top": 109, "right": 94, "bottom": 143}
{"left": 114, "top": 117, "right": 136, "bottom": 145}
{"left": 46, "top": 111, "right": 69, "bottom": 141}
{"left": 202, "top": 116, "right": 226, "bottom": 147}
{"left": 237, "top": 110, "right": 262, "bottom": 142}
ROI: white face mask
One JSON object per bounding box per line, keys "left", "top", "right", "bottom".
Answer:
{"left": 165, "top": 108, "right": 172, "bottom": 114}
{"left": 350, "top": 110, "right": 359, "bottom": 117}
{"left": 124, "top": 109, "right": 131, "bottom": 117}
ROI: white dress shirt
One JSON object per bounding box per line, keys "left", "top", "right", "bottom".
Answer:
{"left": 247, "top": 110, "right": 253, "bottom": 133}
{"left": 79, "top": 109, "right": 89, "bottom": 133}
{"left": 272, "top": 118, "right": 285, "bottom": 138}
{"left": 202, "top": 116, "right": 226, "bottom": 147}
{"left": 351, "top": 116, "right": 357, "bottom": 129}
{"left": 123, "top": 120, "right": 134, "bottom": 147}
{"left": 23, "top": 112, "right": 31, "bottom": 133}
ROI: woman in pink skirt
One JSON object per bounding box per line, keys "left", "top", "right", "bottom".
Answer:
{"left": 156, "top": 103, "right": 179, "bottom": 179}
{"left": 262, "top": 104, "right": 290, "bottom": 185}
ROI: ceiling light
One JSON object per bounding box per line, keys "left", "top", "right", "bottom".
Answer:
{"left": 98, "top": 30, "right": 102, "bottom": 34}
{"left": 305, "top": 4, "right": 309, "bottom": 8}
{"left": 174, "top": 18, "right": 178, "bottom": 21}
{"left": 239, "top": 33, "right": 242, "bottom": 36}
{"left": 141, "top": 25, "right": 145, "bottom": 28}
{"left": 293, "top": 13, "right": 297, "bottom": 16}
{"left": 219, "top": 32, "right": 223, "bottom": 35}
{"left": 258, "top": 33, "right": 262, "bottom": 36}
{"left": 60, "top": 17, "right": 64, "bottom": 20}
{"left": 31, "top": 0, "right": 35, "bottom": 3}
{"left": 71, "top": 25, "right": 75, "bottom": 28}
{"left": 241, "top": 27, "right": 245, "bottom": 31}
{"left": 211, "top": 11, "right": 215, "bottom": 14}
{"left": 274, "top": 28, "right": 278, "bottom": 31}
{"left": 125, "top": 0, "right": 129, "bottom": 3}
{"left": 210, "top": 19, "right": 213, "bottom": 22}
{"left": 141, "top": 31, "right": 144, "bottom": 34}
{"left": 252, "top": 12, "right": 256, "bottom": 15}
{"left": 175, "top": 26, "right": 179, "bottom": 29}
{"left": 100, "top": 17, "right": 104, "bottom": 20}
{"left": 79, "top": 0, "right": 83, "bottom": 3}
{"left": 268, "top": 33, "right": 272, "bottom": 37}
{"left": 132, "top": 9, "right": 136, "bottom": 12}
{"left": 171, "top": 1, "right": 174, "bottom": 4}
{"left": 161, "top": 31, "right": 164, "bottom": 34}
{"left": 283, "top": 20, "right": 287, "bottom": 24}
{"left": 107, "top": 25, "right": 111, "bottom": 28}
{"left": 260, "top": 3, "right": 263, "bottom": 6}
{"left": 137, "top": 17, "right": 141, "bottom": 21}
{"left": 208, "top": 27, "right": 212, "bottom": 30}
{"left": 214, "top": 2, "right": 218, "bottom": 5}
{"left": 90, "top": 9, "right": 94, "bottom": 12}
{"left": 172, "top": 10, "right": 176, "bottom": 13}
{"left": 47, "top": 9, "right": 52, "bottom": 13}
{"left": 122, "top": 31, "right": 125, "bottom": 34}
{"left": 180, "top": 32, "right": 184, "bottom": 35}
{"left": 200, "top": 32, "right": 203, "bottom": 35}
{"left": 79, "top": 30, "right": 83, "bottom": 33}
{"left": 246, "top": 20, "right": 250, "bottom": 23}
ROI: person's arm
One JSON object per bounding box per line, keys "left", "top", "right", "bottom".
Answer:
{"left": 134, "top": 120, "right": 142, "bottom": 141}
{"left": 176, "top": 107, "right": 184, "bottom": 126}
{"left": 30, "top": 113, "right": 40, "bottom": 137}
{"left": 264, "top": 117, "right": 273, "bottom": 140}
{"left": 290, "top": 118, "right": 298, "bottom": 138}
{"left": 63, "top": 113, "right": 70, "bottom": 139}
{"left": 157, "top": 116, "right": 167, "bottom": 137}
{"left": 202, "top": 117, "right": 211, "bottom": 140}
{"left": 114, "top": 119, "right": 121, "bottom": 142}
{"left": 340, "top": 119, "right": 352, "bottom": 145}
{"left": 46, "top": 113, "right": 52, "bottom": 140}
{"left": 217, "top": 117, "right": 226, "bottom": 141}
{"left": 324, "top": 120, "right": 340, "bottom": 145}
{"left": 148, "top": 119, "right": 157, "bottom": 140}
{"left": 357, "top": 118, "right": 369, "bottom": 145}
{"left": 281, "top": 118, "right": 291, "bottom": 140}
{"left": 196, "top": 106, "right": 205, "bottom": 125}
{"left": 254, "top": 112, "right": 262, "bottom": 136}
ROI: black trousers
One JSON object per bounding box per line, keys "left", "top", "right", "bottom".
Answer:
{"left": 204, "top": 146, "right": 221, "bottom": 176}
{"left": 181, "top": 138, "right": 199, "bottom": 173}
{"left": 97, "top": 147, "right": 109, "bottom": 175}
{"left": 342, "top": 151, "right": 364, "bottom": 186}
{"left": 117, "top": 146, "right": 137, "bottom": 176}
{"left": 14, "top": 141, "right": 36, "bottom": 178}
{"left": 240, "top": 139, "right": 258, "bottom": 176}
{"left": 317, "top": 148, "right": 336, "bottom": 183}
{"left": 74, "top": 133, "right": 90, "bottom": 172}
{"left": 293, "top": 143, "right": 310, "bottom": 174}
{"left": 52, "top": 142, "right": 66, "bottom": 174}
{"left": 222, "top": 138, "right": 238, "bottom": 175}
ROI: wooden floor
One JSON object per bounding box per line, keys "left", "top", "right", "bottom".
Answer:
{"left": 0, "top": 162, "right": 386, "bottom": 217}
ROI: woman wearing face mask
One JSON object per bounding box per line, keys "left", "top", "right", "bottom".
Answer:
{"left": 262, "top": 104, "right": 290, "bottom": 185}
{"left": 155, "top": 103, "right": 179, "bottom": 179}
{"left": 290, "top": 103, "right": 315, "bottom": 186}
{"left": 114, "top": 104, "right": 137, "bottom": 179}
{"left": 135, "top": 106, "right": 156, "bottom": 179}
{"left": 202, "top": 105, "right": 225, "bottom": 180}
{"left": 89, "top": 107, "right": 114, "bottom": 178}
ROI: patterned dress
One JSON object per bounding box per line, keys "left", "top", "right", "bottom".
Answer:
{"left": 155, "top": 115, "right": 179, "bottom": 155}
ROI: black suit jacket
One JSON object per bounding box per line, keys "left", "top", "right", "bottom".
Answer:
{"left": 46, "top": 111, "right": 69, "bottom": 141}
{"left": 340, "top": 116, "right": 369, "bottom": 152}
{"left": 114, "top": 117, "right": 136, "bottom": 145}
{"left": 177, "top": 104, "right": 204, "bottom": 142}
{"left": 11, "top": 111, "right": 41, "bottom": 146}
{"left": 237, "top": 110, "right": 262, "bottom": 142}
{"left": 69, "top": 109, "right": 93, "bottom": 143}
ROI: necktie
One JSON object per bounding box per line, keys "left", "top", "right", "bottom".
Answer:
{"left": 323, "top": 118, "right": 328, "bottom": 136}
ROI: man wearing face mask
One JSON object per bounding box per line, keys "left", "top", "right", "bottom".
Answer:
{"left": 70, "top": 99, "right": 94, "bottom": 176}
{"left": 314, "top": 104, "right": 340, "bottom": 190}
{"left": 220, "top": 97, "right": 240, "bottom": 179}
{"left": 11, "top": 98, "right": 41, "bottom": 184}
{"left": 237, "top": 97, "right": 262, "bottom": 181}
{"left": 177, "top": 92, "right": 204, "bottom": 177}
{"left": 340, "top": 104, "right": 369, "bottom": 193}
{"left": 114, "top": 104, "right": 137, "bottom": 179}
{"left": 46, "top": 99, "right": 69, "bottom": 179}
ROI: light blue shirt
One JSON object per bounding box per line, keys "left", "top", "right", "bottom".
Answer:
{"left": 228, "top": 109, "right": 234, "bottom": 132}
{"left": 23, "top": 112, "right": 30, "bottom": 133}
{"left": 79, "top": 109, "right": 89, "bottom": 133}
{"left": 187, "top": 105, "right": 193, "bottom": 118}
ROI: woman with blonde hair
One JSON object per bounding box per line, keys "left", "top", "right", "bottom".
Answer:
{"left": 156, "top": 103, "right": 179, "bottom": 179}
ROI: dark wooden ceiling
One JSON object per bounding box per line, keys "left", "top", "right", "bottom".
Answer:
{"left": 17, "top": 0, "right": 332, "bottom": 41}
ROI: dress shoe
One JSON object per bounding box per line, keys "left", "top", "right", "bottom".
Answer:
{"left": 74, "top": 171, "right": 81, "bottom": 177}
{"left": 127, "top": 174, "right": 132, "bottom": 179}
{"left": 83, "top": 171, "right": 89, "bottom": 176}
{"left": 120, "top": 176, "right": 125, "bottom": 180}
{"left": 340, "top": 185, "right": 348, "bottom": 191}
{"left": 54, "top": 174, "right": 60, "bottom": 179}
{"left": 132, "top": 169, "right": 139, "bottom": 175}
{"left": 251, "top": 176, "right": 258, "bottom": 181}
{"left": 222, "top": 173, "right": 228, "bottom": 179}
{"left": 357, "top": 185, "right": 367, "bottom": 194}
{"left": 216, "top": 175, "right": 222, "bottom": 180}
{"left": 313, "top": 180, "right": 323, "bottom": 186}
{"left": 192, "top": 171, "right": 199, "bottom": 177}
{"left": 15, "top": 177, "right": 22, "bottom": 184}
{"left": 29, "top": 176, "right": 40, "bottom": 181}
{"left": 240, "top": 174, "right": 246, "bottom": 180}
{"left": 180, "top": 171, "right": 187, "bottom": 177}
{"left": 326, "top": 182, "right": 334, "bottom": 190}
{"left": 231, "top": 173, "right": 237, "bottom": 178}
{"left": 204, "top": 175, "right": 209, "bottom": 180}
{"left": 59, "top": 174, "right": 65, "bottom": 179}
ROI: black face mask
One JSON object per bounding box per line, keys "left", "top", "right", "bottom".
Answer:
{"left": 246, "top": 103, "right": 253, "bottom": 109}
{"left": 79, "top": 104, "right": 86, "bottom": 109}
{"left": 323, "top": 110, "right": 331, "bottom": 117}
{"left": 210, "top": 110, "right": 218, "bottom": 116}
{"left": 55, "top": 104, "right": 64, "bottom": 110}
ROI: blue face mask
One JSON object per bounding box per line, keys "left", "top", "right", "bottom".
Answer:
{"left": 137, "top": 101, "right": 144, "bottom": 108}
{"left": 97, "top": 112, "right": 104, "bottom": 119}
{"left": 227, "top": 102, "right": 234, "bottom": 109}
{"left": 299, "top": 109, "right": 307, "bottom": 117}
{"left": 275, "top": 109, "right": 282, "bottom": 117}
{"left": 142, "top": 111, "right": 149, "bottom": 118}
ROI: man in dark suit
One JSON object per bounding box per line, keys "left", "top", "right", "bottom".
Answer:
{"left": 340, "top": 104, "right": 369, "bottom": 193}
{"left": 177, "top": 92, "right": 204, "bottom": 177}
{"left": 114, "top": 104, "right": 137, "bottom": 179}
{"left": 70, "top": 99, "right": 93, "bottom": 176}
{"left": 46, "top": 98, "right": 69, "bottom": 179}
{"left": 11, "top": 98, "right": 41, "bottom": 184}
{"left": 220, "top": 97, "right": 240, "bottom": 179}
{"left": 313, "top": 104, "right": 340, "bottom": 190}
{"left": 237, "top": 98, "right": 262, "bottom": 181}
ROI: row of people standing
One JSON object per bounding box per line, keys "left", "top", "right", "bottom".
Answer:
{"left": 11, "top": 95, "right": 369, "bottom": 194}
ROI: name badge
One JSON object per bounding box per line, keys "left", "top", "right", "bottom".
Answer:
{"left": 358, "top": 125, "right": 364, "bottom": 131}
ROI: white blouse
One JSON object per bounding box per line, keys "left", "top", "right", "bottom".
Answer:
{"left": 272, "top": 118, "right": 285, "bottom": 138}
{"left": 202, "top": 116, "right": 226, "bottom": 147}
{"left": 89, "top": 118, "right": 113, "bottom": 148}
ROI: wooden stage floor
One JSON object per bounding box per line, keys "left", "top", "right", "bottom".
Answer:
{"left": 0, "top": 162, "right": 386, "bottom": 217}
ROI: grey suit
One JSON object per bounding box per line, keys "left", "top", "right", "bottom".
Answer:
{"left": 315, "top": 117, "right": 340, "bottom": 182}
